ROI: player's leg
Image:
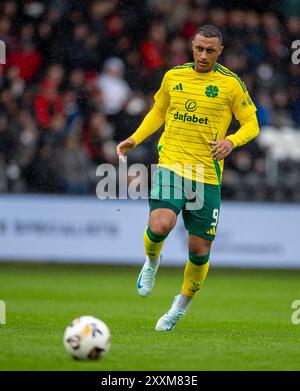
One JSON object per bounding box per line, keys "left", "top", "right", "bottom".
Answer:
{"left": 180, "top": 234, "right": 211, "bottom": 309}
{"left": 155, "top": 235, "right": 211, "bottom": 331}
{"left": 138, "top": 167, "right": 185, "bottom": 297}
{"left": 145, "top": 207, "right": 177, "bottom": 259}
{"left": 137, "top": 207, "right": 177, "bottom": 297}
{"left": 155, "top": 182, "right": 220, "bottom": 330}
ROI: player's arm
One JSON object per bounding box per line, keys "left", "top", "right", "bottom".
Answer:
{"left": 225, "top": 112, "right": 259, "bottom": 148}
{"left": 116, "top": 104, "right": 166, "bottom": 160}
{"left": 210, "top": 80, "right": 259, "bottom": 161}
{"left": 116, "top": 73, "right": 170, "bottom": 160}
{"left": 210, "top": 112, "right": 259, "bottom": 160}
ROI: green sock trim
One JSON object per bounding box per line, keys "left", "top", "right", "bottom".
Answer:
{"left": 146, "top": 227, "right": 168, "bottom": 243}
{"left": 189, "top": 251, "right": 210, "bottom": 265}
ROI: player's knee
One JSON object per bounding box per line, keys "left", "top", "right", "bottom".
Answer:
{"left": 188, "top": 244, "right": 211, "bottom": 258}
{"left": 190, "top": 247, "right": 210, "bottom": 257}
{"left": 149, "top": 219, "right": 173, "bottom": 237}
{"left": 188, "top": 235, "right": 212, "bottom": 256}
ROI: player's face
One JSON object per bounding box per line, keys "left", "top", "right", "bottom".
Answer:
{"left": 192, "top": 34, "right": 223, "bottom": 73}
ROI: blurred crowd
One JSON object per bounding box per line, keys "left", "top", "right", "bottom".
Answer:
{"left": 0, "top": 0, "right": 300, "bottom": 201}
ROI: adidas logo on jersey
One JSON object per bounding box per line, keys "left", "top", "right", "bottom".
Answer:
{"left": 173, "top": 83, "right": 183, "bottom": 90}
{"left": 206, "top": 227, "right": 216, "bottom": 235}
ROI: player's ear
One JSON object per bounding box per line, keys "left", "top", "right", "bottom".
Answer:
{"left": 219, "top": 45, "right": 224, "bottom": 55}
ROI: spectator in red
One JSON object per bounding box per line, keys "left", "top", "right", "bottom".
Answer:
{"left": 141, "top": 22, "right": 168, "bottom": 71}
{"left": 34, "top": 79, "right": 64, "bottom": 129}
{"left": 180, "top": 8, "right": 207, "bottom": 39}
{"left": 4, "top": 39, "right": 42, "bottom": 82}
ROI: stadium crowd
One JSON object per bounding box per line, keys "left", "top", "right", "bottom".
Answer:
{"left": 0, "top": 0, "right": 300, "bottom": 201}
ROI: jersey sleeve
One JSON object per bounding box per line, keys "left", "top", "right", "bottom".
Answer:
{"left": 225, "top": 112, "right": 259, "bottom": 148}
{"left": 230, "top": 79, "right": 257, "bottom": 122}
{"left": 129, "top": 72, "right": 170, "bottom": 145}
{"left": 153, "top": 71, "right": 170, "bottom": 113}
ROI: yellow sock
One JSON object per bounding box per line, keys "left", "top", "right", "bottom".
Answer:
{"left": 144, "top": 227, "right": 166, "bottom": 260}
{"left": 182, "top": 259, "right": 210, "bottom": 298}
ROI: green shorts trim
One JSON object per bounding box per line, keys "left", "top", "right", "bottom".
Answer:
{"left": 149, "top": 167, "right": 221, "bottom": 241}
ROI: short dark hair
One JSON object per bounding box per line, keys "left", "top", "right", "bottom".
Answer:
{"left": 194, "top": 25, "right": 222, "bottom": 43}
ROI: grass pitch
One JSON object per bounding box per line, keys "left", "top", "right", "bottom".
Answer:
{"left": 0, "top": 262, "right": 299, "bottom": 371}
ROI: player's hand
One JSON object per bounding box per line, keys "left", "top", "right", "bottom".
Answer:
{"left": 209, "top": 139, "right": 234, "bottom": 161}
{"left": 116, "top": 138, "right": 136, "bottom": 162}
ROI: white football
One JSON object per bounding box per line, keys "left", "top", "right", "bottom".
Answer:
{"left": 63, "top": 315, "right": 111, "bottom": 360}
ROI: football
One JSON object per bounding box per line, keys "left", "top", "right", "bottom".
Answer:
{"left": 63, "top": 315, "right": 111, "bottom": 360}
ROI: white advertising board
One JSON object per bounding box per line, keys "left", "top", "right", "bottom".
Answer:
{"left": 0, "top": 195, "right": 299, "bottom": 268}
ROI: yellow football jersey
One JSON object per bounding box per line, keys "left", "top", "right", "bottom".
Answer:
{"left": 153, "top": 62, "right": 257, "bottom": 184}
{"left": 130, "top": 62, "right": 258, "bottom": 184}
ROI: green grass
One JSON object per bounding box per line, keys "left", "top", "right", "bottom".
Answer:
{"left": 0, "top": 263, "right": 300, "bottom": 371}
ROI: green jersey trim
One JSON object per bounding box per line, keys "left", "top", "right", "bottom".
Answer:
{"left": 213, "top": 159, "right": 221, "bottom": 186}
{"left": 173, "top": 62, "right": 194, "bottom": 70}
{"left": 216, "top": 65, "right": 247, "bottom": 92}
